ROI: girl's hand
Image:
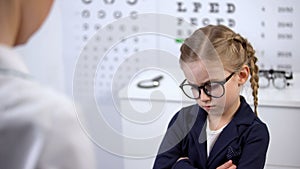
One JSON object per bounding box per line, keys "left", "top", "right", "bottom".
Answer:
{"left": 176, "top": 158, "right": 236, "bottom": 169}
{"left": 176, "top": 157, "right": 189, "bottom": 162}
{"left": 216, "top": 160, "right": 236, "bottom": 169}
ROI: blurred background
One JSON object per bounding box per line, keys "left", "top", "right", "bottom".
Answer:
{"left": 16, "top": 0, "right": 299, "bottom": 168}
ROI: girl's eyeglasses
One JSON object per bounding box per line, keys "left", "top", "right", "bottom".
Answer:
{"left": 179, "top": 73, "right": 235, "bottom": 99}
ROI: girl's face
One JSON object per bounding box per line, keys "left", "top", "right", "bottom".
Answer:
{"left": 181, "top": 60, "right": 242, "bottom": 117}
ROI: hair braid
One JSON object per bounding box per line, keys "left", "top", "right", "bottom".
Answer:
{"left": 245, "top": 40, "right": 259, "bottom": 116}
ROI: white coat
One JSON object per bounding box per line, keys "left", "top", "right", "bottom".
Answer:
{"left": 0, "top": 45, "right": 96, "bottom": 169}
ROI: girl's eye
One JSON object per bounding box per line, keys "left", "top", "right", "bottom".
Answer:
{"left": 190, "top": 86, "right": 199, "bottom": 92}
{"left": 205, "top": 83, "right": 220, "bottom": 91}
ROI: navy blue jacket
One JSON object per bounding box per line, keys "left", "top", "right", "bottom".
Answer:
{"left": 153, "top": 96, "right": 269, "bottom": 169}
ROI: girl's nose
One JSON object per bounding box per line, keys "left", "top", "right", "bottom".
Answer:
{"left": 199, "top": 89, "right": 211, "bottom": 102}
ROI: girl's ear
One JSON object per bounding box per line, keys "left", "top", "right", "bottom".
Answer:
{"left": 237, "top": 65, "right": 250, "bottom": 85}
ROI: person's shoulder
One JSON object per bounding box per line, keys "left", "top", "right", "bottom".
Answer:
{"left": 168, "top": 104, "right": 204, "bottom": 128}
{"left": 238, "top": 113, "right": 270, "bottom": 142}
{"left": 252, "top": 115, "right": 269, "bottom": 134}
{"left": 29, "top": 79, "right": 73, "bottom": 109}
{"left": 245, "top": 117, "right": 270, "bottom": 146}
{"left": 234, "top": 97, "right": 269, "bottom": 137}
{"left": 30, "top": 81, "right": 78, "bottom": 120}
{"left": 1, "top": 76, "right": 76, "bottom": 119}
{"left": 171, "top": 104, "right": 197, "bottom": 119}
{"left": 253, "top": 115, "right": 267, "bottom": 126}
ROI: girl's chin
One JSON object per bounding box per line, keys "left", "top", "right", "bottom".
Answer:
{"left": 204, "top": 107, "right": 224, "bottom": 116}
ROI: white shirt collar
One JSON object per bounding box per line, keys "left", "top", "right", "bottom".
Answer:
{"left": 0, "top": 44, "right": 30, "bottom": 74}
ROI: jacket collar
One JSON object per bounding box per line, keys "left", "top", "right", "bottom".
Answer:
{"left": 206, "top": 96, "right": 256, "bottom": 166}
{"left": 232, "top": 96, "right": 256, "bottom": 126}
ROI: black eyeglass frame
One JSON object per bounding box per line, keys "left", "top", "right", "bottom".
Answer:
{"left": 259, "top": 69, "right": 293, "bottom": 89}
{"left": 179, "top": 72, "right": 235, "bottom": 99}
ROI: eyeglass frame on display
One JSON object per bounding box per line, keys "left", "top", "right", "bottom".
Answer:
{"left": 259, "top": 69, "right": 293, "bottom": 89}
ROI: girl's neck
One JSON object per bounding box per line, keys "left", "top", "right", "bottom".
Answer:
{"left": 207, "top": 115, "right": 231, "bottom": 131}
{"left": 207, "top": 99, "right": 240, "bottom": 131}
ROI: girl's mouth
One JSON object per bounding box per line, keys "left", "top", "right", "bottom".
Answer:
{"left": 203, "top": 105, "right": 214, "bottom": 111}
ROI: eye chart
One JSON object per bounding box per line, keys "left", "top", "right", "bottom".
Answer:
{"left": 61, "top": 0, "right": 299, "bottom": 96}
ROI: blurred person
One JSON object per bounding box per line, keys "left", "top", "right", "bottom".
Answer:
{"left": 0, "top": 0, "right": 96, "bottom": 168}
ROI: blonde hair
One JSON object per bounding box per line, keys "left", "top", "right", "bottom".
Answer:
{"left": 180, "top": 25, "right": 259, "bottom": 115}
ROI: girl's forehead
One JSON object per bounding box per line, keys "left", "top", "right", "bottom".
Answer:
{"left": 181, "top": 60, "right": 227, "bottom": 83}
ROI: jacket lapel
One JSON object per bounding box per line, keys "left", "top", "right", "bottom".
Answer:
{"left": 188, "top": 105, "right": 208, "bottom": 168}
{"left": 207, "top": 120, "right": 239, "bottom": 166}
{"left": 197, "top": 119, "right": 208, "bottom": 167}
{"left": 206, "top": 96, "right": 255, "bottom": 167}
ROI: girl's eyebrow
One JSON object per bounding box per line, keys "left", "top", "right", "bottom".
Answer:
{"left": 187, "top": 79, "right": 210, "bottom": 86}
{"left": 186, "top": 80, "right": 198, "bottom": 86}
{"left": 187, "top": 77, "right": 224, "bottom": 86}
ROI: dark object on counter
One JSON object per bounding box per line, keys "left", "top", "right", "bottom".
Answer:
{"left": 137, "top": 75, "right": 163, "bottom": 89}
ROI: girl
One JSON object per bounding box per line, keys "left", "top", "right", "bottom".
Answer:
{"left": 153, "top": 25, "right": 269, "bottom": 169}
